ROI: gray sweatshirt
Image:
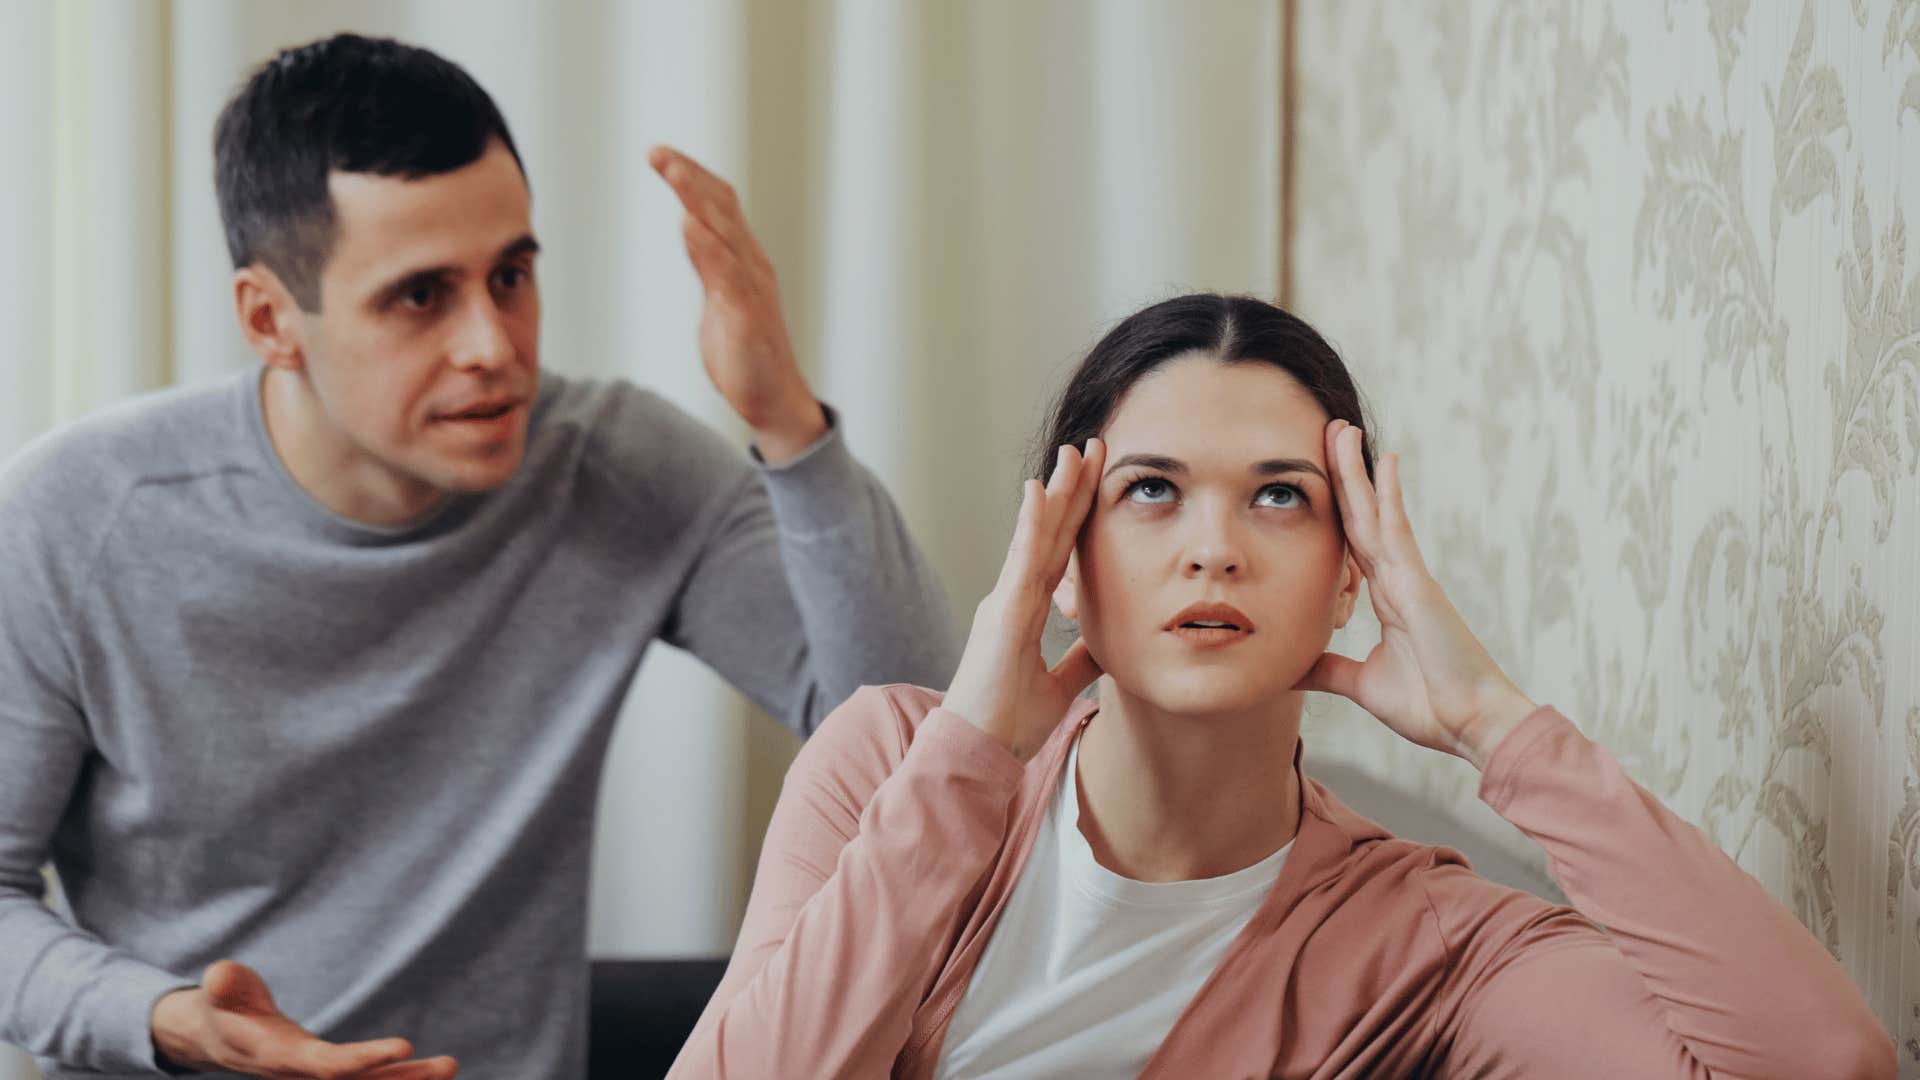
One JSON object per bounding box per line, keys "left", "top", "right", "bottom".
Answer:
{"left": 0, "top": 367, "right": 961, "bottom": 1078}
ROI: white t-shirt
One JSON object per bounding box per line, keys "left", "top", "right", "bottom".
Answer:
{"left": 933, "top": 732, "right": 1292, "bottom": 1079}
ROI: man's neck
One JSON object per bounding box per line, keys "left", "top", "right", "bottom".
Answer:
{"left": 1073, "top": 677, "right": 1304, "bottom": 883}
{"left": 259, "top": 367, "right": 447, "bottom": 527}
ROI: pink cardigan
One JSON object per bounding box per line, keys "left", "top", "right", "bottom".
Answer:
{"left": 671, "top": 686, "right": 1893, "bottom": 1078}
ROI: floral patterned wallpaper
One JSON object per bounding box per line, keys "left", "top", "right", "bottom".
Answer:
{"left": 1292, "top": 0, "right": 1919, "bottom": 1064}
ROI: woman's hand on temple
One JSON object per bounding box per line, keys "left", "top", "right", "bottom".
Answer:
{"left": 1297, "top": 420, "right": 1538, "bottom": 771}
{"left": 944, "top": 440, "right": 1108, "bottom": 762}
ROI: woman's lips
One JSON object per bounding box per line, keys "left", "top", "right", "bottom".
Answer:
{"left": 1166, "top": 625, "right": 1253, "bottom": 647}
{"left": 1163, "top": 601, "right": 1254, "bottom": 648}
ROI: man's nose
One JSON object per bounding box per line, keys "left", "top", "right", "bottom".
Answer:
{"left": 448, "top": 293, "right": 515, "bottom": 372}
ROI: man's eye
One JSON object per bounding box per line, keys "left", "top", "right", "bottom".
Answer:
{"left": 400, "top": 284, "right": 439, "bottom": 310}
{"left": 496, "top": 266, "right": 527, "bottom": 289}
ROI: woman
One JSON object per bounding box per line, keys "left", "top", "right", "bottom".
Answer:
{"left": 670, "top": 295, "right": 1893, "bottom": 1078}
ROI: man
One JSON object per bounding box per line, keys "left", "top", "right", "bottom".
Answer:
{"left": 0, "top": 33, "right": 958, "bottom": 1080}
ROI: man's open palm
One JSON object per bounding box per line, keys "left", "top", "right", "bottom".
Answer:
{"left": 150, "top": 960, "right": 456, "bottom": 1080}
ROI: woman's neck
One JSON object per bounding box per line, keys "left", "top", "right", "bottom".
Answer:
{"left": 1073, "top": 676, "right": 1304, "bottom": 883}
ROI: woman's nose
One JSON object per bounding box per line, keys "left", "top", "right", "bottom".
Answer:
{"left": 1185, "top": 552, "right": 1240, "bottom": 577}
{"left": 1182, "top": 516, "right": 1244, "bottom": 577}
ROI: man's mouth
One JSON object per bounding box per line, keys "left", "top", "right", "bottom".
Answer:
{"left": 437, "top": 400, "right": 519, "bottom": 422}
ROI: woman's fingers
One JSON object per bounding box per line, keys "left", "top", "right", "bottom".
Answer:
{"left": 1326, "top": 420, "right": 1382, "bottom": 572}
{"left": 1375, "top": 451, "right": 1426, "bottom": 567}
{"left": 995, "top": 479, "right": 1043, "bottom": 594}
{"left": 990, "top": 439, "right": 1103, "bottom": 626}
{"left": 1295, "top": 650, "right": 1364, "bottom": 700}
{"left": 1036, "top": 443, "right": 1080, "bottom": 554}
{"left": 1025, "top": 439, "right": 1103, "bottom": 593}
{"left": 1049, "top": 438, "right": 1104, "bottom": 561}
{"left": 1048, "top": 638, "right": 1103, "bottom": 696}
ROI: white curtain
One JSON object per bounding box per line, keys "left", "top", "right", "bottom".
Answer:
{"left": 0, "top": 2, "right": 1278, "bottom": 1072}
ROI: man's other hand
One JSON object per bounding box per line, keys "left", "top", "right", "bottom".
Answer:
{"left": 150, "top": 960, "right": 457, "bottom": 1079}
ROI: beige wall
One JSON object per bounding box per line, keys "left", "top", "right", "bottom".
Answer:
{"left": 1292, "top": 0, "right": 1919, "bottom": 1067}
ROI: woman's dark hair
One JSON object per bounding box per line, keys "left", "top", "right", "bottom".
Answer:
{"left": 1033, "top": 293, "right": 1374, "bottom": 483}
{"left": 213, "top": 33, "right": 526, "bottom": 311}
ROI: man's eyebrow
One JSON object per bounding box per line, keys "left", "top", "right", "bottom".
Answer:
{"left": 499, "top": 234, "right": 541, "bottom": 261}
{"left": 367, "top": 266, "right": 451, "bottom": 310}
{"left": 366, "top": 233, "right": 542, "bottom": 309}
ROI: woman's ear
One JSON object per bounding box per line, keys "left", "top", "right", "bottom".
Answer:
{"left": 233, "top": 266, "right": 308, "bottom": 373}
{"left": 1052, "top": 550, "right": 1081, "bottom": 622}
{"left": 1332, "top": 552, "right": 1362, "bottom": 629}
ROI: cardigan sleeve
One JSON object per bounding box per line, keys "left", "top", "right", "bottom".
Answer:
{"left": 667, "top": 685, "right": 1025, "bottom": 1078}
{"left": 1424, "top": 707, "right": 1894, "bottom": 1080}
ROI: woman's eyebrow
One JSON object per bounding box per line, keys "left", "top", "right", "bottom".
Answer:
{"left": 1103, "top": 453, "right": 1329, "bottom": 486}
{"left": 1105, "top": 452, "right": 1185, "bottom": 477}
{"left": 1253, "top": 458, "right": 1329, "bottom": 485}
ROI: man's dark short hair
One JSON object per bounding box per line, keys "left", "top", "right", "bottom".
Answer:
{"left": 214, "top": 33, "right": 525, "bottom": 311}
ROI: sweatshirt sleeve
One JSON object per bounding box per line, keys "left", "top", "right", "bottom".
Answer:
{"left": 0, "top": 458, "right": 196, "bottom": 1074}
{"left": 1426, "top": 707, "right": 1894, "bottom": 1080}
{"left": 667, "top": 686, "right": 1025, "bottom": 1078}
{"left": 661, "top": 405, "right": 962, "bottom": 737}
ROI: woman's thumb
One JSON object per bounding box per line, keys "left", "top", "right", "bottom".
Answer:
{"left": 1296, "top": 651, "right": 1362, "bottom": 700}
{"left": 1048, "top": 638, "right": 1103, "bottom": 695}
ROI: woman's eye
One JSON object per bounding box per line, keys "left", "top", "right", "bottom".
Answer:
{"left": 1124, "top": 477, "right": 1177, "bottom": 504}
{"left": 400, "top": 284, "right": 440, "bottom": 311}
{"left": 1256, "top": 483, "right": 1305, "bottom": 509}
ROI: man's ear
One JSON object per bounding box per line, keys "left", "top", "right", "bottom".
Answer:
{"left": 1052, "top": 550, "right": 1081, "bottom": 622}
{"left": 1332, "top": 552, "right": 1362, "bottom": 629}
{"left": 233, "top": 265, "right": 308, "bottom": 373}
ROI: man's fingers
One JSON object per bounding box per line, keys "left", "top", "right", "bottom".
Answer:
{"left": 203, "top": 960, "right": 275, "bottom": 1015}
{"left": 329, "top": 1037, "right": 418, "bottom": 1073}
{"left": 648, "top": 144, "right": 735, "bottom": 210}
{"left": 649, "top": 145, "right": 768, "bottom": 270}
{"left": 196, "top": 967, "right": 438, "bottom": 1080}
{"left": 284, "top": 1034, "right": 417, "bottom": 1079}
{"left": 363, "top": 1055, "right": 460, "bottom": 1080}
{"left": 680, "top": 215, "right": 756, "bottom": 301}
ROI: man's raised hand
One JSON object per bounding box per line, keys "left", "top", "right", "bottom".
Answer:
{"left": 649, "top": 144, "right": 826, "bottom": 465}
